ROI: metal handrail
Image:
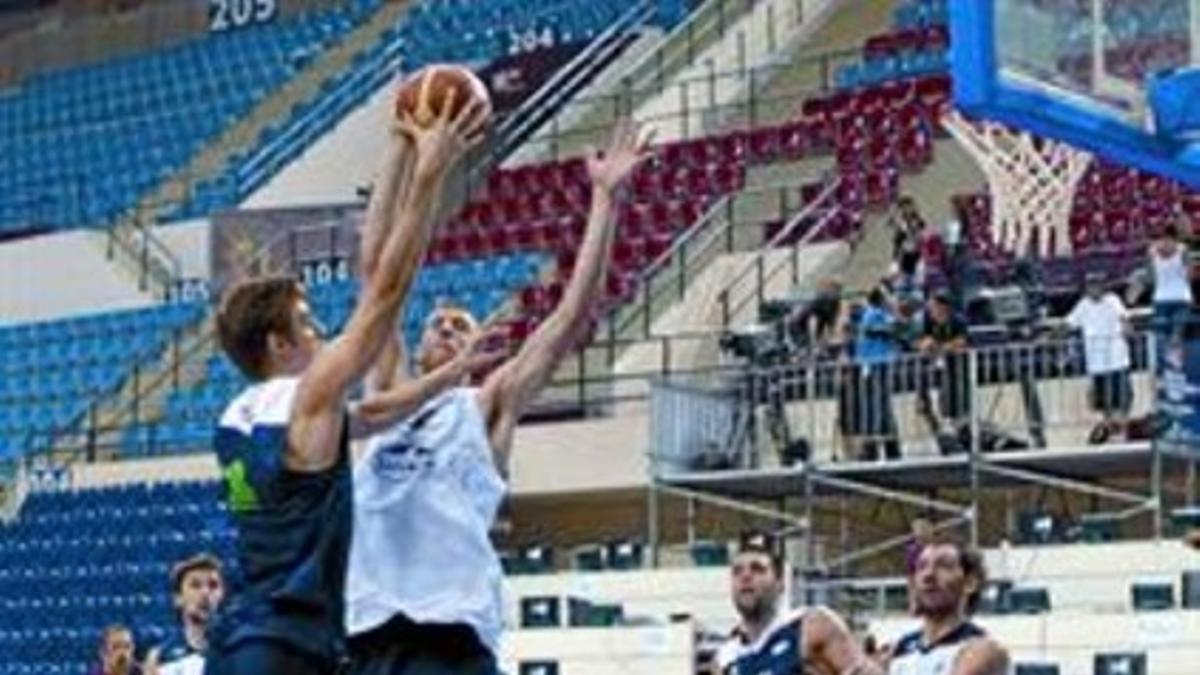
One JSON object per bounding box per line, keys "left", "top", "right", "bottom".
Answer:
{"left": 717, "top": 176, "right": 840, "bottom": 327}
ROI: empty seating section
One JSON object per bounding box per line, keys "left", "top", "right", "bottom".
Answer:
{"left": 121, "top": 252, "right": 547, "bottom": 457}
{"left": 0, "top": 3, "right": 379, "bottom": 234}
{"left": 0, "top": 482, "right": 234, "bottom": 675}
{"left": 0, "top": 303, "right": 204, "bottom": 460}
{"left": 200, "top": 0, "right": 635, "bottom": 222}
{"left": 397, "top": 0, "right": 628, "bottom": 64}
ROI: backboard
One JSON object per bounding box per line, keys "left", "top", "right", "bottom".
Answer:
{"left": 952, "top": 0, "right": 1200, "bottom": 186}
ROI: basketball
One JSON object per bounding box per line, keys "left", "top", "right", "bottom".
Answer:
{"left": 395, "top": 64, "right": 491, "bottom": 128}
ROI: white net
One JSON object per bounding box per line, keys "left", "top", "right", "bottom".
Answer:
{"left": 943, "top": 109, "right": 1093, "bottom": 258}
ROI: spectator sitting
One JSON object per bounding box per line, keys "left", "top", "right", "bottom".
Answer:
{"left": 1066, "top": 275, "right": 1135, "bottom": 444}
{"left": 916, "top": 292, "right": 972, "bottom": 453}
{"left": 145, "top": 553, "right": 225, "bottom": 675}
{"left": 91, "top": 625, "right": 141, "bottom": 675}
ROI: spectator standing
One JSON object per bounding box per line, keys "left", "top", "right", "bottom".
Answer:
{"left": 843, "top": 287, "right": 902, "bottom": 461}
{"left": 916, "top": 293, "right": 972, "bottom": 453}
{"left": 1067, "top": 275, "right": 1135, "bottom": 444}
{"left": 1149, "top": 223, "right": 1194, "bottom": 346}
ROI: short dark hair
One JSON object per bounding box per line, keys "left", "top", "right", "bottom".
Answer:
{"left": 922, "top": 536, "right": 987, "bottom": 614}
{"left": 170, "top": 553, "right": 223, "bottom": 594}
{"left": 1164, "top": 223, "right": 1181, "bottom": 240}
{"left": 737, "top": 530, "right": 784, "bottom": 577}
{"left": 216, "top": 276, "right": 303, "bottom": 380}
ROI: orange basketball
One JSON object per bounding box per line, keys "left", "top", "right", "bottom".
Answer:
{"left": 395, "top": 64, "right": 492, "bottom": 128}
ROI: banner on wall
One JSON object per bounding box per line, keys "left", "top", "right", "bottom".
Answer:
{"left": 209, "top": 204, "right": 363, "bottom": 299}
{"left": 477, "top": 41, "right": 589, "bottom": 114}
{"left": 1155, "top": 338, "right": 1200, "bottom": 458}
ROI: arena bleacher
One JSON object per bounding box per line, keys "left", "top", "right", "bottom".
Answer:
{"left": 1, "top": 0, "right": 1199, "bottom": 673}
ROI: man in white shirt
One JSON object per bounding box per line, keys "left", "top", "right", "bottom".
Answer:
{"left": 344, "top": 122, "right": 651, "bottom": 675}
{"left": 1149, "top": 224, "right": 1194, "bottom": 347}
{"left": 1066, "top": 275, "right": 1134, "bottom": 444}
{"left": 877, "top": 538, "right": 1010, "bottom": 675}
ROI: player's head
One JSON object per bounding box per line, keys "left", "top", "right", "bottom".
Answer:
{"left": 910, "top": 537, "right": 985, "bottom": 620}
{"left": 730, "top": 531, "right": 784, "bottom": 624}
{"left": 171, "top": 553, "right": 224, "bottom": 627}
{"left": 217, "top": 276, "right": 324, "bottom": 381}
{"left": 416, "top": 302, "right": 479, "bottom": 374}
{"left": 98, "top": 624, "right": 134, "bottom": 675}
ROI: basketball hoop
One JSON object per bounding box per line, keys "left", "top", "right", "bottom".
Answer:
{"left": 942, "top": 109, "right": 1093, "bottom": 258}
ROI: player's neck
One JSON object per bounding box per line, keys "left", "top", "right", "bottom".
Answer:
{"left": 183, "top": 619, "right": 207, "bottom": 651}
{"left": 739, "top": 607, "right": 779, "bottom": 643}
{"left": 920, "top": 612, "right": 967, "bottom": 647}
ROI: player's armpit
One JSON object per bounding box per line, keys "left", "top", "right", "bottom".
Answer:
{"left": 952, "top": 638, "right": 1010, "bottom": 675}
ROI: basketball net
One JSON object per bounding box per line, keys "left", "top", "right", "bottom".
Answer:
{"left": 942, "top": 110, "right": 1093, "bottom": 258}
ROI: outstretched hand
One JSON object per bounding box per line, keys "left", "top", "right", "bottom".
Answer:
{"left": 586, "top": 119, "right": 654, "bottom": 195}
{"left": 451, "top": 326, "right": 510, "bottom": 377}
{"left": 397, "top": 89, "right": 491, "bottom": 179}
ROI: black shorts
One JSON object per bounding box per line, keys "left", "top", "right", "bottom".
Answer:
{"left": 1090, "top": 371, "right": 1132, "bottom": 414}
{"left": 348, "top": 615, "right": 498, "bottom": 675}
{"left": 204, "top": 638, "right": 338, "bottom": 675}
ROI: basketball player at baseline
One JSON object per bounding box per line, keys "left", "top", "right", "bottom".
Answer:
{"left": 878, "top": 538, "right": 1009, "bottom": 675}
{"left": 713, "top": 532, "right": 884, "bottom": 675}
{"left": 204, "top": 97, "right": 488, "bottom": 675}
{"left": 342, "top": 121, "right": 651, "bottom": 675}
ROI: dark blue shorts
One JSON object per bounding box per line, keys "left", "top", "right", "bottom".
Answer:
{"left": 204, "top": 638, "right": 339, "bottom": 675}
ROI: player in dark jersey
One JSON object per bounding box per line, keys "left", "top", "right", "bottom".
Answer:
{"left": 882, "top": 538, "right": 1009, "bottom": 675}
{"left": 145, "top": 553, "right": 225, "bottom": 675}
{"left": 714, "top": 533, "right": 882, "bottom": 675}
{"left": 205, "top": 95, "right": 489, "bottom": 675}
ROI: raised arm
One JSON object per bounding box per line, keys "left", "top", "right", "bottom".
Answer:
{"left": 287, "top": 97, "right": 488, "bottom": 472}
{"left": 350, "top": 328, "right": 507, "bottom": 438}
{"left": 477, "top": 122, "right": 650, "bottom": 472}
{"left": 802, "top": 607, "right": 884, "bottom": 675}
{"left": 360, "top": 130, "right": 417, "bottom": 395}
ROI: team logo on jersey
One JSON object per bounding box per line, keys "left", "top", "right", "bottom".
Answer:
{"left": 373, "top": 441, "right": 436, "bottom": 479}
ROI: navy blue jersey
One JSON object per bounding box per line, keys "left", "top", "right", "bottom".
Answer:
{"left": 209, "top": 377, "right": 352, "bottom": 665}
{"left": 715, "top": 608, "right": 805, "bottom": 675}
{"left": 155, "top": 629, "right": 200, "bottom": 665}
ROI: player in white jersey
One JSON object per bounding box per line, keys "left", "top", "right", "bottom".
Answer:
{"left": 344, "top": 121, "right": 652, "bottom": 675}
{"left": 713, "top": 532, "right": 882, "bottom": 675}
{"left": 883, "top": 539, "right": 1009, "bottom": 675}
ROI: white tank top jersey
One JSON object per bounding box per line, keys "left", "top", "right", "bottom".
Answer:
{"left": 888, "top": 622, "right": 999, "bottom": 675}
{"left": 345, "top": 387, "right": 507, "bottom": 653}
{"left": 1153, "top": 250, "right": 1193, "bottom": 304}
